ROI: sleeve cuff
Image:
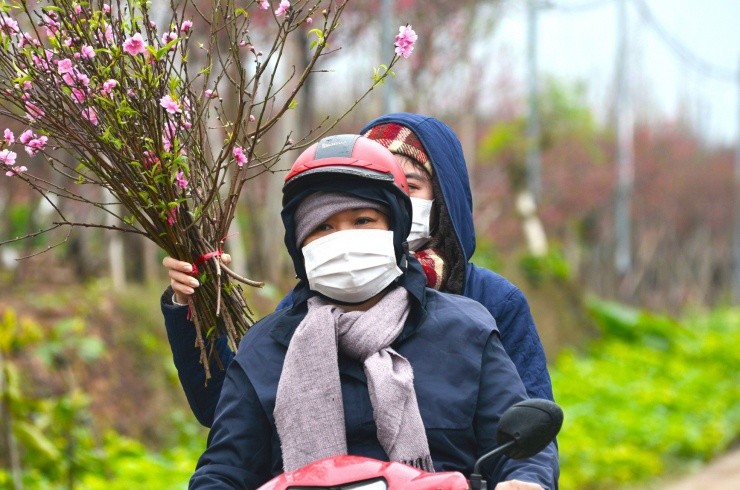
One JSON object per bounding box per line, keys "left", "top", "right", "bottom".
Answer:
{"left": 171, "top": 293, "right": 188, "bottom": 307}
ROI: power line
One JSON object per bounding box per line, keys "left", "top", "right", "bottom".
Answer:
{"left": 550, "top": 0, "right": 612, "bottom": 13}
{"left": 631, "top": 0, "right": 737, "bottom": 82}
{"left": 550, "top": 0, "right": 738, "bottom": 82}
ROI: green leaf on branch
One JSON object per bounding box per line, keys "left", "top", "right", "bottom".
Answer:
{"left": 154, "top": 39, "right": 180, "bottom": 60}
{"left": 115, "top": 99, "right": 139, "bottom": 122}
{"left": 177, "top": 162, "right": 190, "bottom": 175}
{"left": 372, "top": 64, "right": 394, "bottom": 85}
{"left": 153, "top": 173, "right": 168, "bottom": 185}
{"left": 168, "top": 77, "right": 181, "bottom": 93}
{"left": 308, "top": 28, "right": 325, "bottom": 51}
{"left": 235, "top": 8, "right": 249, "bottom": 18}
{"left": 136, "top": 191, "right": 152, "bottom": 204}
{"left": 100, "top": 127, "right": 123, "bottom": 149}
{"left": 288, "top": 99, "right": 298, "bottom": 110}
{"left": 41, "top": 6, "right": 64, "bottom": 14}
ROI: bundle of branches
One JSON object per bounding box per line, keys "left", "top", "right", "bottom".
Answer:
{"left": 0, "top": 0, "right": 407, "bottom": 379}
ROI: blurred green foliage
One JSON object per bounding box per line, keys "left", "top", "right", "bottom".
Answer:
{"left": 470, "top": 236, "right": 503, "bottom": 273}
{"left": 518, "top": 247, "right": 572, "bottom": 287}
{"left": 1, "top": 307, "right": 112, "bottom": 486}
{"left": 553, "top": 300, "right": 740, "bottom": 489}
{"left": 0, "top": 281, "right": 207, "bottom": 489}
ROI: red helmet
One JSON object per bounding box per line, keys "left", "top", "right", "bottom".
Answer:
{"left": 283, "top": 135, "right": 409, "bottom": 200}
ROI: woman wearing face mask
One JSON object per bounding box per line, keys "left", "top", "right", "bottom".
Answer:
{"left": 186, "top": 134, "right": 557, "bottom": 489}
{"left": 160, "top": 115, "right": 553, "bottom": 433}
{"left": 360, "top": 114, "right": 554, "bottom": 402}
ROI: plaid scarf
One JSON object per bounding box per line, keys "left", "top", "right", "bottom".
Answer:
{"left": 273, "top": 287, "right": 434, "bottom": 472}
{"left": 414, "top": 248, "right": 446, "bottom": 290}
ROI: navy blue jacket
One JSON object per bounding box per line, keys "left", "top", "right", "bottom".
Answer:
{"left": 186, "top": 261, "right": 558, "bottom": 489}
{"left": 162, "top": 113, "right": 554, "bottom": 427}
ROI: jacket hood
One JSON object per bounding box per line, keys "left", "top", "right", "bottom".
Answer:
{"left": 360, "top": 113, "right": 475, "bottom": 261}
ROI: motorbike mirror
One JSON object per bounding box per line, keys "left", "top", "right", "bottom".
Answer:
{"left": 496, "top": 398, "right": 563, "bottom": 459}
{"left": 469, "top": 399, "right": 563, "bottom": 490}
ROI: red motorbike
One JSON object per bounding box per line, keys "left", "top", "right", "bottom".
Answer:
{"left": 258, "top": 399, "right": 563, "bottom": 490}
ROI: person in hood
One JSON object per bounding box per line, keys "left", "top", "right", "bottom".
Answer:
{"left": 360, "top": 113, "right": 553, "bottom": 403}
{"left": 161, "top": 114, "right": 554, "bottom": 429}
{"left": 186, "top": 134, "right": 557, "bottom": 489}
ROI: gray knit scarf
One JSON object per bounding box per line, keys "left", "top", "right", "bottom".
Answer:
{"left": 273, "top": 286, "right": 434, "bottom": 473}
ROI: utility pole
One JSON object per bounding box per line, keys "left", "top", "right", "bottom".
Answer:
{"left": 733, "top": 55, "right": 740, "bottom": 304}
{"left": 525, "top": 0, "right": 542, "bottom": 201}
{"left": 614, "top": 0, "right": 634, "bottom": 276}
{"left": 380, "top": 0, "right": 396, "bottom": 113}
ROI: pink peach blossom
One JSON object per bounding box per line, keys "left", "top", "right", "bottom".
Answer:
{"left": 162, "top": 121, "right": 177, "bottom": 151}
{"left": 57, "top": 58, "right": 74, "bottom": 74}
{"left": 25, "top": 101, "right": 45, "bottom": 121}
{"left": 160, "top": 94, "right": 180, "bottom": 114}
{"left": 18, "top": 33, "right": 39, "bottom": 48}
{"left": 394, "top": 24, "right": 417, "bottom": 59}
{"left": 5, "top": 166, "right": 27, "bottom": 177}
{"left": 259, "top": 1, "right": 270, "bottom": 10}
{"left": 71, "top": 87, "right": 86, "bottom": 103}
{"left": 43, "top": 16, "right": 60, "bottom": 37}
{"left": 25, "top": 135, "right": 48, "bottom": 156}
{"left": 76, "top": 72, "right": 90, "bottom": 87}
{"left": 175, "top": 170, "right": 188, "bottom": 189}
{"left": 180, "top": 20, "right": 193, "bottom": 32}
{"left": 101, "top": 79, "right": 118, "bottom": 97}
{"left": 19, "top": 129, "right": 33, "bottom": 145}
{"left": 82, "top": 107, "right": 98, "bottom": 126}
{"left": 0, "top": 16, "right": 20, "bottom": 36}
{"left": 167, "top": 205, "right": 178, "bottom": 225}
{"left": 4, "top": 128, "right": 14, "bottom": 145}
{"left": 162, "top": 31, "right": 177, "bottom": 47}
{"left": 233, "top": 146, "right": 248, "bottom": 167}
{"left": 0, "top": 149, "right": 17, "bottom": 166}
{"left": 275, "top": 0, "right": 290, "bottom": 16}
{"left": 123, "top": 33, "right": 147, "bottom": 56}
{"left": 142, "top": 150, "right": 160, "bottom": 168}
{"left": 81, "top": 45, "right": 95, "bottom": 58}
{"left": 32, "top": 51, "right": 54, "bottom": 71}
{"left": 103, "top": 4, "right": 111, "bottom": 14}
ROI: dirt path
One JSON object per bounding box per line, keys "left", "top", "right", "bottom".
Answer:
{"left": 661, "top": 448, "right": 740, "bottom": 490}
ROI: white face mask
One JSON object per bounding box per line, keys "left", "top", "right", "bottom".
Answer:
{"left": 302, "top": 229, "right": 403, "bottom": 304}
{"left": 407, "top": 197, "right": 433, "bottom": 251}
